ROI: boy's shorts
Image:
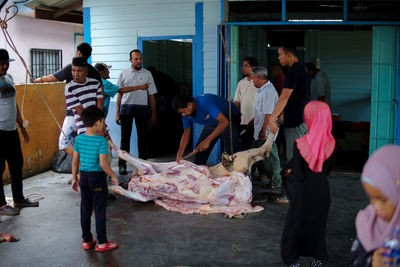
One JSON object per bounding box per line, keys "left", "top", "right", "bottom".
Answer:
{"left": 58, "top": 116, "right": 77, "bottom": 150}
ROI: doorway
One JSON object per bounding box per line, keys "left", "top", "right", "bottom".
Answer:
{"left": 142, "top": 38, "right": 193, "bottom": 158}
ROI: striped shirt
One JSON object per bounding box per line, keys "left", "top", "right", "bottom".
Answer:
{"left": 65, "top": 77, "right": 103, "bottom": 135}
{"left": 74, "top": 134, "right": 108, "bottom": 172}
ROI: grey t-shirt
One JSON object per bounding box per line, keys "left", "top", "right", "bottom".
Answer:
{"left": 0, "top": 73, "right": 17, "bottom": 131}
{"left": 311, "top": 70, "right": 331, "bottom": 106}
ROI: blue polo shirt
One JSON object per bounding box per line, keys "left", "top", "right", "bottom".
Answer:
{"left": 182, "top": 94, "right": 240, "bottom": 129}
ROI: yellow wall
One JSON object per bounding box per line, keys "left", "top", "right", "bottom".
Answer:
{"left": 2, "top": 83, "right": 66, "bottom": 183}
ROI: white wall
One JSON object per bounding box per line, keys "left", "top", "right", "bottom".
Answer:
{"left": 84, "top": 0, "right": 220, "bottom": 92}
{"left": 0, "top": 10, "right": 82, "bottom": 84}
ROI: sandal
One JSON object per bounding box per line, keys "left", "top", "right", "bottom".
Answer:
{"left": 274, "top": 195, "right": 290, "bottom": 204}
{"left": 1, "top": 233, "right": 19, "bottom": 242}
{"left": 95, "top": 241, "right": 118, "bottom": 252}
{"left": 82, "top": 238, "right": 96, "bottom": 250}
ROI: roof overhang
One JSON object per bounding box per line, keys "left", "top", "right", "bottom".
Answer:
{"left": 24, "top": 0, "right": 82, "bottom": 24}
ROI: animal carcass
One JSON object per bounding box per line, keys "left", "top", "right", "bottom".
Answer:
{"left": 111, "top": 133, "right": 275, "bottom": 217}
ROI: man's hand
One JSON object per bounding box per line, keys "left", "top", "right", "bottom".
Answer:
{"left": 268, "top": 118, "right": 279, "bottom": 134}
{"left": 258, "top": 130, "right": 266, "bottom": 141}
{"left": 139, "top": 83, "right": 150, "bottom": 90}
{"left": 150, "top": 114, "right": 157, "bottom": 128}
{"left": 372, "top": 248, "right": 394, "bottom": 267}
{"left": 71, "top": 178, "right": 79, "bottom": 192}
{"left": 196, "top": 139, "right": 210, "bottom": 152}
{"left": 176, "top": 153, "right": 183, "bottom": 163}
{"left": 116, "top": 113, "right": 121, "bottom": 125}
{"left": 20, "top": 127, "right": 29, "bottom": 144}
{"left": 111, "top": 175, "right": 119, "bottom": 186}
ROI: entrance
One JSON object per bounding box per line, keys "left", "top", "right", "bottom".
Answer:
{"left": 231, "top": 26, "right": 374, "bottom": 171}
{"left": 142, "top": 38, "right": 193, "bottom": 158}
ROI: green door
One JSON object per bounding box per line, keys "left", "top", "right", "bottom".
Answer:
{"left": 370, "top": 26, "right": 398, "bottom": 154}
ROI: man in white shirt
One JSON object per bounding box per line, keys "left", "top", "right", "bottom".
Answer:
{"left": 116, "top": 50, "right": 157, "bottom": 175}
{"left": 251, "top": 66, "right": 282, "bottom": 193}
{"left": 233, "top": 57, "right": 258, "bottom": 150}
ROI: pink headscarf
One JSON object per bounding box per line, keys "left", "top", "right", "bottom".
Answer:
{"left": 356, "top": 145, "right": 400, "bottom": 252}
{"left": 295, "top": 101, "right": 335, "bottom": 172}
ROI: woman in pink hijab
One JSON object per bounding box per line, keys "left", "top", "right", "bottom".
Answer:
{"left": 281, "top": 101, "right": 336, "bottom": 267}
{"left": 349, "top": 145, "right": 400, "bottom": 267}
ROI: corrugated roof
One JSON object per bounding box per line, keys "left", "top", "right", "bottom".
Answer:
{"left": 24, "top": 0, "right": 82, "bottom": 12}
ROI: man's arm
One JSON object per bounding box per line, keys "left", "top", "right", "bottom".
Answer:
{"left": 176, "top": 127, "right": 191, "bottom": 162}
{"left": 196, "top": 113, "right": 229, "bottom": 152}
{"left": 71, "top": 151, "right": 80, "bottom": 192}
{"left": 118, "top": 83, "right": 150, "bottom": 93}
{"left": 116, "top": 93, "right": 122, "bottom": 125}
{"left": 16, "top": 103, "right": 29, "bottom": 144}
{"left": 149, "top": 94, "right": 157, "bottom": 127}
{"left": 33, "top": 74, "right": 58, "bottom": 83}
{"left": 258, "top": 114, "right": 271, "bottom": 140}
{"left": 73, "top": 105, "right": 84, "bottom": 116}
{"left": 268, "top": 88, "right": 293, "bottom": 134}
{"left": 96, "top": 98, "right": 103, "bottom": 111}
{"left": 234, "top": 101, "right": 240, "bottom": 110}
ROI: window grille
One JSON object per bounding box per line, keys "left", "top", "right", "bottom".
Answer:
{"left": 30, "top": 49, "right": 62, "bottom": 79}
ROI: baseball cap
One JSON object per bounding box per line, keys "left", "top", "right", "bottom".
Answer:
{"left": 95, "top": 63, "right": 112, "bottom": 72}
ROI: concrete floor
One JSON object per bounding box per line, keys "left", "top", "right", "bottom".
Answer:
{"left": 0, "top": 159, "right": 368, "bottom": 267}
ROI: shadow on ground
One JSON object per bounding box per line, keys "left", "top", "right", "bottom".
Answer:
{"left": 0, "top": 159, "right": 367, "bottom": 267}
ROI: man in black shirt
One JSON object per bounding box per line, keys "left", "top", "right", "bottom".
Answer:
{"left": 268, "top": 45, "right": 310, "bottom": 161}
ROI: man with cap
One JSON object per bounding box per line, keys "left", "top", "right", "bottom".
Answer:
{"left": 34, "top": 43, "right": 103, "bottom": 159}
{"left": 0, "top": 49, "right": 39, "bottom": 216}
{"left": 94, "top": 62, "right": 150, "bottom": 118}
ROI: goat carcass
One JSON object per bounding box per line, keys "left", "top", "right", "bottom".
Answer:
{"left": 110, "top": 133, "right": 275, "bottom": 217}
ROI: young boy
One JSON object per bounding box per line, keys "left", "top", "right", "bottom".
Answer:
{"left": 71, "top": 106, "right": 119, "bottom": 252}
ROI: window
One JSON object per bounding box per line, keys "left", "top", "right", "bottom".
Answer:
{"left": 30, "top": 49, "right": 62, "bottom": 79}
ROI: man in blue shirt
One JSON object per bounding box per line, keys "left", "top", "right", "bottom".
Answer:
{"left": 94, "top": 63, "right": 150, "bottom": 118}
{"left": 172, "top": 94, "right": 241, "bottom": 165}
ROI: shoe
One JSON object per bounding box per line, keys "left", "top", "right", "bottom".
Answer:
{"left": 95, "top": 241, "right": 118, "bottom": 252}
{"left": 82, "top": 238, "right": 96, "bottom": 250}
{"left": 0, "top": 205, "right": 19, "bottom": 216}
{"left": 119, "top": 166, "right": 127, "bottom": 175}
{"left": 68, "top": 179, "right": 72, "bottom": 185}
{"left": 14, "top": 198, "right": 39, "bottom": 207}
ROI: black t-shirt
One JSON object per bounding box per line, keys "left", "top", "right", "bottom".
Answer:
{"left": 54, "top": 63, "right": 103, "bottom": 116}
{"left": 283, "top": 62, "right": 311, "bottom": 128}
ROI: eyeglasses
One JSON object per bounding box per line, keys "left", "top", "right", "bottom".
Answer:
{"left": 242, "top": 65, "right": 251, "bottom": 68}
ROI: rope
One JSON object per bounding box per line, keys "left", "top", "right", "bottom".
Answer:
{"left": 0, "top": 5, "right": 69, "bottom": 143}
{"left": 219, "top": 0, "right": 233, "bottom": 155}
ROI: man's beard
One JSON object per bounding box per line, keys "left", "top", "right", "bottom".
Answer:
{"left": 133, "top": 65, "right": 142, "bottom": 71}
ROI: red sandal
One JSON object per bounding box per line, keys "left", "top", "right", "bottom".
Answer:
{"left": 95, "top": 241, "right": 118, "bottom": 252}
{"left": 82, "top": 238, "right": 96, "bottom": 250}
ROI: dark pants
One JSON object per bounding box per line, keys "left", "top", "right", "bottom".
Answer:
{"left": 194, "top": 115, "right": 241, "bottom": 165}
{"left": 239, "top": 124, "right": 254, "bottom": 151}
{"left": 0, "top": 130, "right": 24, "bottom": 207}
{"left": 119, "top": 114, "right": 149, "bottom": 167}
{"left": 79, "top": 171, "right": 108, "bottom": 244}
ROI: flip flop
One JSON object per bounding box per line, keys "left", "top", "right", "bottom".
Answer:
{"left": 1, "top": 233, "right": 19, "bottom": 242}
{"left": 82, "top": 238, "right": 96, "bottom": 250}
{"left": 274, "top": 196, "right": 290, "bottom": 204}
{"left": 95, "top": 241, "right": 118, "bottom": 252}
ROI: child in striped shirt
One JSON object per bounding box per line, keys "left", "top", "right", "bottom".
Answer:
{"left": 71, "top": 106, "right": 119, "bottom": 252}
{"left": 65, "top": 56, "right": 103, "bottom": 135}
